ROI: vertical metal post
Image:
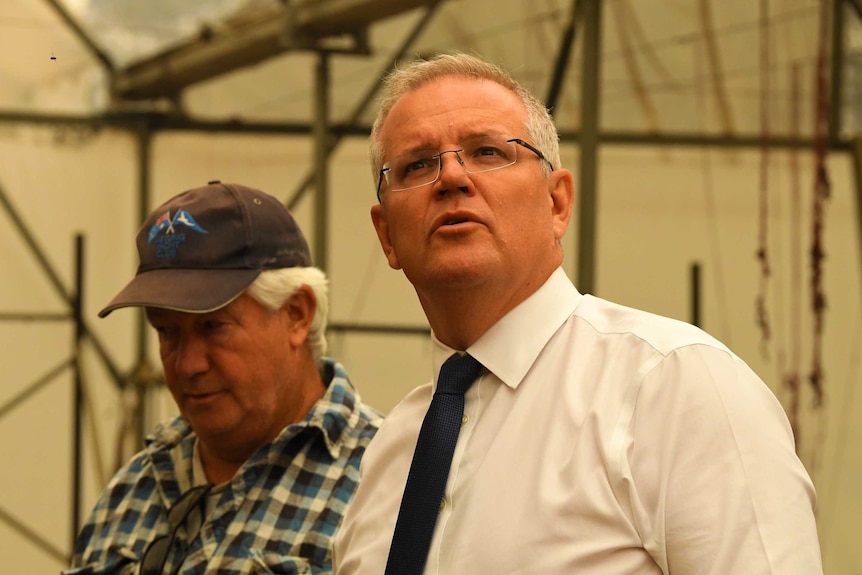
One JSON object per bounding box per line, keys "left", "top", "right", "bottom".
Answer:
{"left": 313, "top": 53, "right": 331, "bottom": 273}
{"left": 577, "top": 0, "right": 603, "bottom": 294}
{"left": 136, "top": 123, "right": 152, "bottom": 366}
{"left": 287, "top": 4, "right": 441, "bottom": 211}
{"left": 850, "top": 139, "right": 862, "bottom": 299}
{"left": 71, "top": 234, "right": 84, "bottom": 553}
{"left": 690, "top": 261, "right": 702, "bottom": 327}
{"left": 0, "top": 179, "right": 123, "bottom": 387}
{"left": 136, "top": 122, "right": 152, "bottom": 445}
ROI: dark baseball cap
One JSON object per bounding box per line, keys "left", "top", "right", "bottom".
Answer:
{"left": 99, "top": 180, "right": 312, "bottom": 317}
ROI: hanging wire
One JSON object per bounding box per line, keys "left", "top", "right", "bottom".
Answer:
{"left": 756, "top": 0, "right": 772, "bottom": 357}
{"left": 698, "top": 0, "right": 735, "bottom": 134}
{"left": 783, "top": 61, "right": 803, "bottom": 448}
{"left": 808, "top": 0, "right": 831, "bottom": 408}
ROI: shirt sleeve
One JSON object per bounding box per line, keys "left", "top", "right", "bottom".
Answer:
{"left": 625, "top": 344, "right": 822, "bottom": 574}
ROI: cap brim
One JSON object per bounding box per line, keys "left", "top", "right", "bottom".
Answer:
{"left": 98, "top": 268, "right": 261, "bottom": 317}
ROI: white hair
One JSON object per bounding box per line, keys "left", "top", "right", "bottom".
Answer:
{"left": 245, "top": 267, "right": 329, "bottom": 362}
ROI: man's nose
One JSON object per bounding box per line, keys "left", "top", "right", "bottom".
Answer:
{"left": 172, "top": 333, "right": 209, "bottom": 378}
{"left": 437, "top": 149, "right": 466, "bottom": 173}
{"left": 436, "top": 150, "right": 472, "bottom": 191}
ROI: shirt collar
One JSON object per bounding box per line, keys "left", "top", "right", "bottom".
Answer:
{"left": 296, "top": 358, "right": 363, "bottom": 459}
{"left": 431, "top": 268, "right": 581, "bottom": 389}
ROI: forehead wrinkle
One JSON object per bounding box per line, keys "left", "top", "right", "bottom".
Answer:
{"left": 385, "top": 123, "right": 513, "bottom": 159}
{"left": 380, "top": 77, "right": 526, "bottom": 158}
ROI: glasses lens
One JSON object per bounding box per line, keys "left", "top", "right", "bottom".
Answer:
{"left": 385, "top": 151, "right": 440, "bottom": 191}
{"left": 458, "top": 135, "right": 517, "bottom": 173}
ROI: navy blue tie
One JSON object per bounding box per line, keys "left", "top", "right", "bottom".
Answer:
{"left": 384, "top": 353, "right": 483, "bottom": 575}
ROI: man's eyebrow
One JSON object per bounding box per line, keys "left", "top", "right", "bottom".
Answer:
{"left": 462, "top": 130, "right": 506, "bottom": 140}
{"left": 390, "top": 132, "right": 505, "bottom": 156}
{"left": 390, "top": 140, "right": 437, "bottom": 156}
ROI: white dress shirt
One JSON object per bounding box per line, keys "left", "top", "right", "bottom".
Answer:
{"left": 334, "top": 268, "right": 821, "bottom": 574}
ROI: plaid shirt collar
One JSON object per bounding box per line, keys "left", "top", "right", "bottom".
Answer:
{"left": 144, "top": 358, "right": 364, "bottom": 480}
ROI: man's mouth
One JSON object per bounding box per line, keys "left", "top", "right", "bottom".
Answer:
{"left": 432, "top": 211, "right": 481, "bottom": 233}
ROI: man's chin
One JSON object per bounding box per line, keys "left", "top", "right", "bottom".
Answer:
{"left": 409, "top": 260, "right": 494, "bottom": 291}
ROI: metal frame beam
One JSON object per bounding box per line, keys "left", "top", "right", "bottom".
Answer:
{"left": 286, "top": 2, "right": 442, "bottom": 210}
{"left": 313, "top": 53, "right": 332, "bottom": 272}
{"left": 111, "top": 0, "right": 440, "bottom": 100}
{"left": 0, "top": 181, "right": 124, "bottom": 387}
{"left": 2, "top": 109, "right": 855, "bottom": 150}
{"left": 576, "top": 0, "right": 603, "bottom": 295}
{"left": 546, "top": 0, "right": 583, "bottom": 113}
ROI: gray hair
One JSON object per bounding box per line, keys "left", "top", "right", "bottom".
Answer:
{"left": 246, "top": 267, "right": 329, "bottom": 362}
{"left": 370, "top": 52, "right": 561, "bottom": 188}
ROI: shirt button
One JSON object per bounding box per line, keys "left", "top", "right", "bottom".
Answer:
{"left": 462, "top": 414, "right": 469, "bottom": 425}
{"left": 439, "top": 498, "right": 447, "bottom": 512}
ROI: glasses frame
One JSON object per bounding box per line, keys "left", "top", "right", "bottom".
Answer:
{"left": 139, "top": 485, "right": 212, "bottom": 575}
{"left": 376, "top": 137, "right": 554, "bottom": 202}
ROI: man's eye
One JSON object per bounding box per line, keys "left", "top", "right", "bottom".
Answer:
{"left": 475, "top": 146, "right": 503, "bottom": 157}
{"left": 203, "top": 320, "right": 226, "bottom": 332}
{"left": 403, "top": 158, "right": 433, "bottom": 175}
{"left": 153, "top": 325, "right": 177, "bottom": 339}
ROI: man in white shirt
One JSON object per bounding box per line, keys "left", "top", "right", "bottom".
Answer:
{"left": 333, "top": 52, "right": 822, "bottom": 574}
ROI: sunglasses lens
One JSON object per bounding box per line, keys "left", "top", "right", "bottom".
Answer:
{"left": 140, "top": 535, "right": 170, "bottom": 574}
{"left": 139, "top": 485, "right": 211, "bottom": 574}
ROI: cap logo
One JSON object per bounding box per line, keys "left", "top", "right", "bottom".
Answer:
{"left": 147, "top": 209, "right": 208, "bottom": 259}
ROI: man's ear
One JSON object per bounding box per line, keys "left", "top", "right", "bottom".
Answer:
{"left": 282, "top": 285, "right": 316, "bottom": 348}
{"left": 548, "top": 168, "right": 575, "bottom": 241}
{"left": 370, "top": 203, "right": 402, "bottom": 270}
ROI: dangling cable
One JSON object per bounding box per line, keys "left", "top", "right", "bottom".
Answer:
{"left": 755, "top": 0, "right": 772, "bottom": 356}
{"left": 809, "top": 0, "right": 831, "bottom": 407}
{"left": 698, "top": 0, "right": 735, "bottom": 134}
{"left": 784, "top": 62, "right": 803, "bottom": 449}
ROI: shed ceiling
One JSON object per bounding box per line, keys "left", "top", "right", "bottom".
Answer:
{"left": 2, "top": 0, "right": 860, "bottom": 141}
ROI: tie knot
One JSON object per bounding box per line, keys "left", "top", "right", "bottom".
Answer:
{"left": 435, "top": 353, "right": 482, "bottom": 395}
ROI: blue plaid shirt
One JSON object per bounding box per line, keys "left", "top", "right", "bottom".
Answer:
{"left": 66, "top": 359, "right": 382, "bottom": 575}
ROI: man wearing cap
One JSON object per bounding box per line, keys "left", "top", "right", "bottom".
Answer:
{"left": 66, "top": 181, "right": 382, "bottom": 575}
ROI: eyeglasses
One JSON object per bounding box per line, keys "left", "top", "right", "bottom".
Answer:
{"left": 376, "top": 135, "right": 554, "bottom": 201}
{"left": 139, "top": 485, "right": 212, "bottom": 575}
